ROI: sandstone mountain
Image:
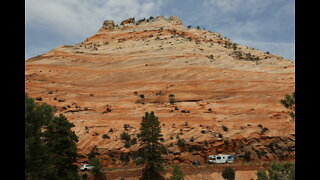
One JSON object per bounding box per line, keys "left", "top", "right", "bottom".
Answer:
{"left": 25, "top": 16, "right": 295, "bottom": 166}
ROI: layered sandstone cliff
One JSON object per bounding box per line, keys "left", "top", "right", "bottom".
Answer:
{"left": 25, "top": 16, "right": 295, "bottom": 166}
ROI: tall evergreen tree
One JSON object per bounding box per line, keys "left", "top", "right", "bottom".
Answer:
{"left": 25, "top": 94, "right": 55, "bottom": 179}
{"left": 137, "top": 112, "right": 166, "bottom": 180}
{"left": 43, "top": 114, "right": 80, "bottom": 180}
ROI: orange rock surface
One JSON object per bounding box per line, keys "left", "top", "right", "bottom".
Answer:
{"left": 25, "top": 16, "right": 294, "bottom": 163}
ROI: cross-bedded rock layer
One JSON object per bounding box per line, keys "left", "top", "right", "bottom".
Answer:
{"left": 25, "top": 16, "right": 295, "bottom": 165}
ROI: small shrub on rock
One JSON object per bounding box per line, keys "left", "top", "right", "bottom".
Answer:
{"left": 222, "top": 125, "right": 229, "bottom": 132}
{"left": 102, "top": 134, "right": 110, "bottom": 139}
{"left": 222, "top": 167, "right": 235, "bottom": 180}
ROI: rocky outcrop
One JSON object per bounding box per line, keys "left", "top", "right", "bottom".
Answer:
{"left": 168, "top": 15, "right": 183, "bottom": 25}
{"left": 102, "top": 20, "right": 115, "bottom": 29}
{"left": 120, "top": 17, "right": 135, "bottom": 26}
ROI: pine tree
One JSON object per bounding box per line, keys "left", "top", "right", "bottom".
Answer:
{"left": 137, "top": 112, "right": 166, "bottom": 180}
{"left": 43, "top": 114, "right": 80, "bottom": 180}
{"left": 25, "top": 94, "right": 55, "bottom": 179}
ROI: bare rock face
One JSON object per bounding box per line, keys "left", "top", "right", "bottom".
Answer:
{"left": 102, "top": 20, "right": 115, "bottom": 29}
{"left": 25, "top": 16, "right": 295, "bottom": 166}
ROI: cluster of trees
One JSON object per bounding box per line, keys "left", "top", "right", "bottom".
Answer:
{"left": 25, "top": 94, "right": 79, "bottom": 179}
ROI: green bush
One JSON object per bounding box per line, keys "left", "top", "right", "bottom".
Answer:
{"left": 102, "top": 134, "right": 110, "bottom": 139}
{"left": 280, "top": 92, "right": 295, "bottom": 120}
{"left": 222, "top": 167, "right": 235, "bottom": 180}
{"left": 169, "top": 94, "right": 176, "bottom": 104}
{"left": 244, "top": 151, "right": 251, "bottom": 162}
{"left": 91, "top": 157, "right": 103, "bottom": 176}
{"left": 120, "top": 132, "right": 131, "bottom": 141}
{"left": 189, "top": 137, "right": 194, "bottom": 142}
{"left": 170, "top": 164, "right": 184, "bottom": 180}
{"left": 257, "top": 162, "right": 295, "bottom": 180}
{"left": 222, "top": 125, "right": 228, "bottom": 132}
{"left": 130, "top": 138, "right": 137, "bottom": 145}
{"left": 124, "top": 141, "right": 131, "bottom": 148}
{"left": 177, "top": 139, "right": 187, "bottom": 147}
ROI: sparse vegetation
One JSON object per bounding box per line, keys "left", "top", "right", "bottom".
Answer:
{"left": 130, "top": 138, "right": 137, "bottom": 145}
{"left": 124, "top": 124, "right": 131, "bottom": 130}
{"left": 120, "top": 153, "right": 130, "bottom": 164}
{"left": 244, "top": 150, "right": 251, "bottom": 162}
{"left": 170, "top": 164, "right": 184, "bottom": 180}
{"left": 91, "top": 157, "right": 105, "bottom": 179}
{"left": 280, "top": 92, "right": 295, "bottom": 120}
{"left": 257, "top": 162, "right": 295, "bottom": 180}
{"left": 102, "top": 134, "right": 110, "bottom": 139}
{"left": 222, "top": 125, "right": 229, "bottom": 132}
{"left": 230, "top": 50, "right": 261, "bottom": 61}
{"left": 261, "top": 127, "right": 269, "bottom": 134}
{"left": 120, "top": 132, "right": 131, "bottom": 141}
{"left": 124, "top": 141, "right": 131, "bottom": 148}
{"left": 177, "top": 139, "right": 187, "bottom": 147}
{"left": 190, "top": 136, "right": 194, "bottom": 142}
{"left": 169, "top": 94, "right": 176, "bottom": 104}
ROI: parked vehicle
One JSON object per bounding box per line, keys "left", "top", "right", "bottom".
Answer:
{"left": 208, "top": 154, "right": 235, "bottom": 164}
{"left": 80, "top": 164, "right": 94, "bottom": 171}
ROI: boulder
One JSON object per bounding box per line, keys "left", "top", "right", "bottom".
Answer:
{"left": 102, "top": 20, "right": 115, "bottom": 29}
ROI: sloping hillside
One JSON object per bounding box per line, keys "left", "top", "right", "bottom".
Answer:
{"left": 25, "top": 16, "right": 295, "bottom": 166}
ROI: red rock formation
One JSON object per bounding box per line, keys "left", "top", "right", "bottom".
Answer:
{"left": 25, "top": 16, "right": 295, "bottom": 166}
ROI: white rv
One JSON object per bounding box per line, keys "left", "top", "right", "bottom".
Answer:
{"left": 208, "top": 154, "right": 235, "bottom": 164}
